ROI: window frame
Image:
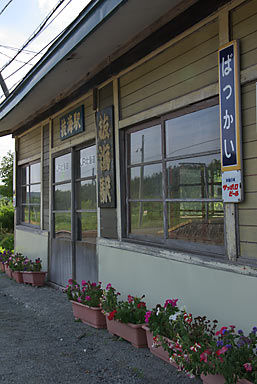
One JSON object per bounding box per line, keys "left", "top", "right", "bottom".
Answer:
{"left": 20, "top": 161, "right": 41, "bottom": 228}
{"left": 124, "top": 98, "right": 225, "bottom": 257}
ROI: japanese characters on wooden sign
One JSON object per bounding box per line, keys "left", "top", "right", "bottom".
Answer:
{"left": 60, "top": 105, "right": 84, "bottom": 140}
{"left": 96, "top": 106, "right": 116, "bottom": 208}
{"left": 219, "top": 41, "right": 242, "bottom": 171}
{"left": 222, "top": 170, "right": 242, "bottom": 203}
{"left": 218, "top": 40, "right": 243, "bottom": 203}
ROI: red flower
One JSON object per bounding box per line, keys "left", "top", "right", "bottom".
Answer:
{"left": 216, "top": 346, "right": 228, "bottom": 356}
{"left": 137, "top": 302, "right": 146, "bottom": 309}
{"left": 108, "top": 310, "right": 117, "bottom": 321}
{"left": 200, "top": 349, "right": 211, "bottom": 363}
{"left": 216, "top": 326, "right": 228, "bottom": 336}
{"left": 127, "top": 295, "right": 133, "bottom": 303}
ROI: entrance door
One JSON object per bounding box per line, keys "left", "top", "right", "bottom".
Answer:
{"left": 50, "top": 145, "right": 97, "bottom": 287}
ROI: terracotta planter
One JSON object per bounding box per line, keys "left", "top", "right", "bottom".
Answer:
{"left": 0, "top": 263, "right": 5, "bottom": 272}
{"left": 106, "top": 315, "right": 147, "bottom": 348}
{"left": 22, "top": 271, "right": 47, "bottom": 286}
{"left": 142, "top": 325, "right": 178, "bottom": 367}
{"left": 71, "top": 301, "right": 106, "bottom": 329}
{"left": 201, "top": 374, "right": 253, "bottom": 384}
{"left": 5, "top": 266, "right": 13, "bottom": 278}
{"left": 12, "top": 271, "right": 24, "bottom": 284}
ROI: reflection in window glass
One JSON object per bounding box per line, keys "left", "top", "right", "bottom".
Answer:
{"left": 21, "top": 206, "right": 29, "bottom": 224}
{"left": 129, "top": 164, "right": 163, "bottom": 199}
{"left": 167, "top": 202, "right": 224, "bottom": 245}
{"left": 21, "top": 167, "right": 29, "bottom": 185}
{"left": 76, "top": 180, "right": 96, "bottom": 210}
{"left": 129, "top": 202, "right": 163, "bottom": 237}
{"left": 130, "top": 125, "right": 162, "bottom": 164}
{"left": 22, "top": 186, "right": 29, "bottom": 204}
{"left": 54, "top": 184, "right": 71, "bottom": 210}
{"left": 30, "top": 206, "right": 40, "bottom": 226}
{"left": 55, "top": 153, "right": 71, "bottom": 183}
{"left": 31, "top": 163, "right": 41, "bottom": 183}
{"left": 166, "top": 106, "right": 220, "bottom": 158}
{"left": 54, "top": 213, "right": 71, "bottom": 239}
{"left": 166, "top": 155, "right": 222, "bottom": 199}
{"left": 77, "top": 212, "right": 97, "bottom": 242}
{"left": 78, "top": 146, "right": 96, "bottom": 179}
{"left": 30, "top": 184, "right": 41, "bottom": 204}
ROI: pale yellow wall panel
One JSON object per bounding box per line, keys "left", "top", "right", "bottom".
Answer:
{"left": 239, "top": 225, "right": 257, "bottom": 243}
{"left": 239, "top": 193, "right": 257, "bottom": 209}
{"left": 231, "top": 0, "right": 257, "bottom": 26}
{"left": 244, "top": 158, "right": 257, "bottom": 176}
{"left": 242, "top": 177, "right": 257, "bottom": 193}
{"left": 242, "top": 140, "right": 257, "bottom": 159}
{"left": 122, "top": 67, "right": 217, "bottom": 119}
{"left": 241, "top": 106, "right": 256, "bottom": 128}
{"left": 240, "top": 241, "right": 257, "bottom": 260}
{"left": 119, "top": 20, "right": 218, "bottom": 88}
{"left": 238, "top": 209, "right": 257, "bottom": 225}
{"left": 232, "top": 12, "right": 257, "bottom": 40}
{"left": 120, "top": 35, "right": 218, "bottom": 99}
{"left": 19, "top": 128, "right": 41, "bottom": 161}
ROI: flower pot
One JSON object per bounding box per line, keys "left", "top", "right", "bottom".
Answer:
{"left": 22, "top": 271, "right": 47, "bottom": 287}
{"left": 106, "top": 316, "right": 147, "bottom": 348}
{"left": 142, "top": 325, "right": 178, "bottom": 367}
{"left": 12, "top": 271, "right": 24, "bottom": 284}
{"left": 71, "top": 301, "right": 106, "bottom": 329}
{"left": 201, "top": 374, "right": 253, "bottom": 384}
{"left": 0, "top": 263, "right": 5, "bottom": 272}
{"left": 5, "top": 266, "right": 13, "bottom": 278}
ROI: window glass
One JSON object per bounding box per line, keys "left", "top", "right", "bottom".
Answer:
{"left": 54, "top": 184, "right": 71, "bottom": 210}
{"left": 54, "top": 153, "right": 71, "bottom": 183}
{"left": 30, "top": 206, "right": 40, "bottom": 226}
{"left": 30, "top": 184, "right": 41, "bottom": 204}
{"left": 54, "top": 213, "right": 71, "bottom": 239}
{"left": 77, "top": 212, "right": 97, "bottom": 242}
{"left": 129, "top": 202, "right": 163, "bottom": 237}
{"left": 78, "top": 146, "right": 96, "bottom": 179}
{"left": 21, "top": 186, "right": 29, "bottom": 204}
{"left": 165, "top": 106, "right": 220, "bottom": 158}
{"left": 166, "top": 154, "right": 222, "bottom": 199}
{"left": 76, "top": 180, "right": 96, "bottom": 210}
{"left": 130, "top": 125, "right": 162, "bottom": 165}
{"left": 21, "top": 206, "right": 29, "bottom": 224}
{"left": 129, "top": 164, "right": 163, "bottom": 199}
{"left": 167, "top": 202, "right": 224, "bottom": 245}
{"left": 31, "top": 163, "right": 41, "bottom": 183}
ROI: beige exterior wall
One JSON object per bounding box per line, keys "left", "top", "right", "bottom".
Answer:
{"left": 98, "top": 240, "right": 257, "bottom": 332}
{"left": 18, "top": 126, "right": 41, "bottom": 162}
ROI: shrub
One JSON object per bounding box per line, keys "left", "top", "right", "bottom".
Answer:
{"left": 0, "top": 201, "right": 14, "bottom": 232}
{"left": 0, "top": 233, "right": 14, "bottom": 251}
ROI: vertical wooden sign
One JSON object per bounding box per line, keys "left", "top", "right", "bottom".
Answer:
{"left": 96, "top": 106, "right": 116, "bottom": 208}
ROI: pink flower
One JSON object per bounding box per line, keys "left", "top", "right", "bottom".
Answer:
{"left": 164, "top": 299, "right": 178, "bottom": 308}
{"left": 216, "top": 326, "right": 228, "bottom": 336}
{"left": 85, "top": 296, "right": 91, "bottom": 301}
{"left": 216, "top": 346, "right": 228, "bottom": 356}
{"left": 145, "top": 311, "right": 152, "bottom": 323}
{"left": 68, "top": 279, "right": 73, "bottom": 284}
{"left": 243, "top": 363, "right": 252, "bottom": 372}
{"left": 127, "top": 295, "right": 133, "bottom": 303}
{"left": 77, "top": 296, "right": 81, "bottom": 303}
{"left": 200, "top": 349, "right": 211, "bottom": 363}
{"left": 106, "top": 283, "right": 112, "bottom": 290}
{"left": 91, "top": 282, "right": 96, "bottom": 287}
{"left": 81, "top": 280, "right": 87, "bottom": 286}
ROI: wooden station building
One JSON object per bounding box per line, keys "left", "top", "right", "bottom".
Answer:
{"left": 0, "top": 0, "right": 257, "bottom": 330}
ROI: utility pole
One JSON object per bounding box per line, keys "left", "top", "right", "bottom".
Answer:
{"left": 0, "top": 72, "right": 9, "bottom": 98}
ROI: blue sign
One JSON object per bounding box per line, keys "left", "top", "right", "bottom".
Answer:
{"left": 218, "top": 41, "right": 241, "bottom": 171}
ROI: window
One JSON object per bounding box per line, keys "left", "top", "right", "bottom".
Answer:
{"left": 53, "top": 153, "right": 72, "bottom": 239}
{"left": 125, "top": 102, "right": 224, "bottom": 255}
{"left": 21, "top": 162, "right": 41, "bottom": 226}
{"left": 52, "top": 145, "right": 97, "bottom": 241}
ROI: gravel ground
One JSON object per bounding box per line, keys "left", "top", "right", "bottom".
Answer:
{"left": 0, "top": 273, "right": 202, "bottom": 384}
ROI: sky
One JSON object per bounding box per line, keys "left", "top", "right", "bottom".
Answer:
{"left": 0, "top": 0, "right": 91, "bottom": 162}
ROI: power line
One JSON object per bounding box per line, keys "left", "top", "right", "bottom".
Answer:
{"left": 0, "top": 0, "right": 13, "bottom": 16}
{"left": 1, "top": 0, "right": 69, "bottom": 72}
{"left": 0, "top": 44, "right": 42, "bottom": 55}
{"left": 0, "top": 51, "right": 34, "bottom": 66}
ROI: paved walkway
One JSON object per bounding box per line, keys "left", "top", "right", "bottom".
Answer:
{"left": 0, "top": 272, "right": 201, "bottom": 384}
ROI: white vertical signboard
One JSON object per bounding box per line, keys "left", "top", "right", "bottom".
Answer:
{"left": 218, "top": 40, "right": 243, "bottom": 203}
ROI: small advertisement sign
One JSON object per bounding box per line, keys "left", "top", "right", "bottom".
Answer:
{"left": 222, "top": 170, "right": 243, "bottom": 203}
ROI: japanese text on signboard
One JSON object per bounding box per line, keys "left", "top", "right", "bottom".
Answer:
{"left": 60, "top": 105, "right": 84, "bottom": 140}
{"left": 218, "top": 41, "right": 241, "bottom": 171}
{"left": 96, "top": 106, "right": 116, "bottom": 208}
